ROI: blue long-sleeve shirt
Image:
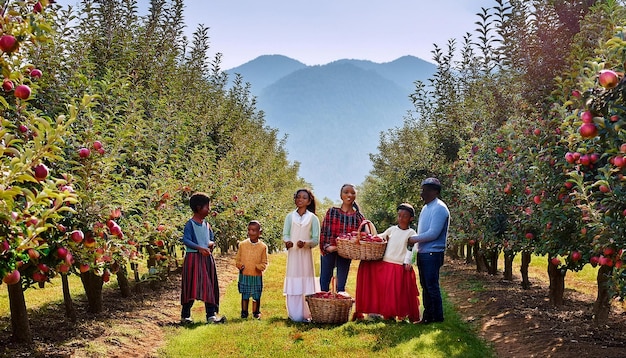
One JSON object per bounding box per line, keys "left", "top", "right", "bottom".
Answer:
{"left": 409, "top": 198, "right": 450, "bottom": 253}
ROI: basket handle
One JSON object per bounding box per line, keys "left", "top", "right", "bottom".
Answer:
{"left": 356, "top": 220, "right": 377, "bottom": 241}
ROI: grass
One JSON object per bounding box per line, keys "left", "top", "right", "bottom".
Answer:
{"left": 160, "top": 253, "right": 495, "bottom": 358}
{"left": 499, "top": 252, "right": 599, "bottom": 296}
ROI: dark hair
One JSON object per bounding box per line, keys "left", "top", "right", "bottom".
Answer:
{"left": 189, "top": 192, "right": 210, "bottom": 213}
{"left": 397, "top": 203, "right": 415, "bottom": 218}
{"left": 340, "top": 183, "right": 360, "bottom": 212}
{"left": 248, "top": 220, "right": 262, "bottom": 230}
{"left": 294, "top": 188, "right": 316, "bottom": 214}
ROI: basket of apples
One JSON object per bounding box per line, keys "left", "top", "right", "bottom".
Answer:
{"left": 336, "top": 220, "right": 387, "bottom": 261}
{"left": 306, "top": 285, "right": 354, "bottom": 323}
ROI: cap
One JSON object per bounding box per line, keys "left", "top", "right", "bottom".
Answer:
{"left": 421, "top": 177, "right": 442, "bottom": 189}
{"left": 397, "top": 203, "right": 415, "bottom": 217}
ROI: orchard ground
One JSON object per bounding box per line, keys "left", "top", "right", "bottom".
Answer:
{"left": 1, "top": 254, "right": 625, "bottom": 358}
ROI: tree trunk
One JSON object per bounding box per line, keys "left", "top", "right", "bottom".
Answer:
{"left": 447, "top": 243, "right": 460, "bottom": 260}
{"left": 80, "top": 270, "right": 104, "bottom": 313}
{"left": 520, "top": 251, "right": 532, "bottom": 289}
{"left": 61, "top": 273, "right": 77, "bottom": 322}
{"left": 475, "top": 243, "right": 488, "bottom": 273}
{"left": 7, "top": 279, "right": 32, "bottom": 343}
{"left": 548, "top": 258, "right": 566, "bottom": 306}
{"left": 485, "top": 248, "right": 499, "bottom": 275}
{"left": 465, "top": 244, "right": 473, "bottom": 264}
{"left": 116, "top": 265, "right": 131, "bottom": 298}
{"left": 503, "top": 250, "right": 514, "bottom": 281}
{"left": 131, "top": 262, "right": 142, "bottom": 294}
{"left": 593, "top": 265, "right": 613, "bottom": 325}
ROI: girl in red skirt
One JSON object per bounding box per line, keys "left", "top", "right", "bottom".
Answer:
{"left": 180, "top": 192, "right": 225, "bottom": 324}
{"left": 353, "top": 203, "right": 420, "bottom": 322}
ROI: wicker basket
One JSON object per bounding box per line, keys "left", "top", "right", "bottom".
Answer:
{"left": 336, "top": 220, "right": 387, "bottom": 261}
{"left": 305, "top": 294, "right": 354, "bottom": 324}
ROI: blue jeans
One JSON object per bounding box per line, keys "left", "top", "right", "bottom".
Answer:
{"left": 417, "top": 252, "right": 444, "bottom": 322}
{"left": 320, "top": 252, "right": 352, "bottom": 292}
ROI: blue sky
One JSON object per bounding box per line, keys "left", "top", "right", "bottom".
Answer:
{"left": 55, "top": 0, "right": 495, "bottom": 69}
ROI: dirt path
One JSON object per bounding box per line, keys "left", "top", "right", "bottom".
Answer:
{"left": 1, "top": 254, "right": 625, "bottom": 357}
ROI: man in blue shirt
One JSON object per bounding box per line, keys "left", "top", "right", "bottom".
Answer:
{"left": 408, "top": 177, "right": 450, "bottom": 323}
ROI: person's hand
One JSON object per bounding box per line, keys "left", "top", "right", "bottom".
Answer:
{"left": 326, "top": 245, "right": 337, "bottom": 253}
{"left": 285, "top": 241, "right": 294, "bottom": 249}
{"left": 403, "top": 263, "right": 411, "bottom": 271}
{"left": 297, "top": 240, "right": 305, "bottom": 248}
{"left": 239, "top": 265, "right": 245, "bottom": 272}
{"left": 208, "top": 242, "right": 215, "bottom": 251}
{"left": 200, "top": 247, "right": 211, "bottom": 256}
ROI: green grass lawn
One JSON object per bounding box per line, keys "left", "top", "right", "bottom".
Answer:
{"left": 160, "top": 253, "right": 495, "bottom": 358}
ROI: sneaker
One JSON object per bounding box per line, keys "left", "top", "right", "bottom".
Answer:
{"left": 337, "top": 291, "right": 351, "bottom": 298}
{"left": 253, "top": 312, "right": 261, "bottom": 320}
{"left": 207, "top": 315, "right": 227, "bottom": 324}
{"left": 241, "top": 311, "right": 249, "bottom": 319}
{"left": 180, "top": 317, "right": 193, "bottom": 325}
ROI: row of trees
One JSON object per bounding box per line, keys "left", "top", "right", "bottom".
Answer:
{"left": 1, "top": 0, "right": 307, "bottom": 343}
{"left": 360, "top": 0, "right": 625, "bottom": 324}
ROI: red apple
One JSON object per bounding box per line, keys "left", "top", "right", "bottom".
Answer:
{"left": 29, "top": 69, "right": 42, "bottom": 79}
{"left": 590, "top": 256, "right": 599, "bottom": 266}
{"left": 84, "top": 236, "right": 97, "bottom": 248}
{"left": 525, "top": 232, "right": 534, "bottom": 240}
{"left": 109, "top": 223, "right": 122, "bottom": 237}
{"left": 620, "top": 143, "right": 626, "bottom": 153}
{"left": 27, "top": 248, "right": 40, "bottom": 260}
{"left": 58, "top": 263, "right": 70, "bottom": 274}
{"left": 564, "top": 152, "right": 576, "bottom": 164}
{"left": 571, "top": 251, "right": 582, "bottom": 262}
{"left": 102, "top": 270, "right": 110, "bottom": 283}
{"left": 550, "top": 257, "right": 561, "bottom": 266}
{"left": 2, "top": 79, "right": 14, "bottom": 91}
{"left": 18, "top": 124, "right": 28, "bottom": 133}
{"left": 533, "top": 128, "right": 541, "bottom": 136}
{"left": 157, "top": 224, "right": 166, "bottom": 232}
{"left": 3, "top": 270, "right": 20, "bottom": 285}
{"left": 93, "top": 140, "right": 103, "bottom": 150}
{"left": 598, "top": 69, "right": 619, "bottom": 89}
{"left": 33, "top": 163, "right": 49, "bottom": 181}
{"left": 1, "top": 240, "right": 9, "bottom": 252}
{"left": 78, "top": 147, "right": 90, "bottom": 158}
{"left": 580, "top": 110, "right": 594, "bottom": 123}
{"left": 564, "top": 182, "right": 573, "bottom": 189}
{"left": 79, "top": 263, "right": 90, "bottom": 273}
{"left": 32, "top": 271, "right": 47, "bottom": 282}
{"left": 33, "top": 2, "right": 43, "bottom": 13}
{"left": 614, "top": 156, "right": 625, "bottom": 168}
{"left": 14, "top": 85, "right": 31, "bottom": 100}
{"left": 0, "top": 35, "right": 18, "bottom": 53}
{"left": 579, "top": 123, "right": 598, "bottom": 138}
{"left": 57, "top": 247, "right": 69, "bottom": 259}
{"left": 590, "top": 153, "right": 600, "bottom": 163}
{"left": 599, "top": 185, "right": 610, "bottom": 193}
{"left": 579, "top": 154, "right": 590, "bottom": 166}
{"left": 97, "top": 147, "right": 105, "bottom": 155}
{"left": 495, "top": 146, "right": 504, "bottom": 154}
{"left": 155, "top": 239, "right": 165, "bottom": 247}
{"left": 70, "top": 230, "right": 84, "bottom": 243}
{"left": 468, "top": 239, "right": 475, "bottom": 246}
{"left": 572, "top": 90, "right": 581, "bottom": 98}
{"left": 610, "top": 115, "right": 620, "bottom": 122}
{"left": 603, "top": 247, "right": 615, "bottom": 256}
{"left": 37, "top": 263, "right": 49, "bottom": 273}
{"left": 533, "top": 195, "right": 541, "bottom": 205}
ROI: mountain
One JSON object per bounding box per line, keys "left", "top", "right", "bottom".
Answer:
{"left": 226, "top": 56, "right": 437, "bottom": 200}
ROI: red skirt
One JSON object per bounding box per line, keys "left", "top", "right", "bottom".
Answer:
{"left": 354, "top": 260, "right": 420, "bottom": 322}
{"left": 181, "top": 252, "right": 220, "bottom": 306}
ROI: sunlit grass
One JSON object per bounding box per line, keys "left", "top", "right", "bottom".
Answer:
{"left": 160, "top": 252, "right": 495, "bottom": 358}
{"left": 499, "top": 252, "right": 599, "bottom": 295}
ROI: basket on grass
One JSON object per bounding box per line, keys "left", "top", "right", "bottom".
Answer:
{"left": 336, "top": 220, "right": 386, "bottom": 261}
{"left": 306, "top": 278, "right": 353, "bottom": 324}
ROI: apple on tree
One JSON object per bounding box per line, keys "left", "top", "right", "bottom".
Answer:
{"left": 14, "top": 84, "right": 31, "bottom": 100}
{"left": 2, "top": 270, "right": 20, "bottom": 285}
{"left": 0, "top": 35, "right": 18, "bottom": 53}
{"left": 33, "top": 163, "right": 49, "bottom": 181}
{"left": 598, "top": 69, "right": 620, "bottom": 89}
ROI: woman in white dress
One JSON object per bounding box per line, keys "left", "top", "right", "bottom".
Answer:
{"left": 283, "top": 188, "right": 320, "bottom": 322}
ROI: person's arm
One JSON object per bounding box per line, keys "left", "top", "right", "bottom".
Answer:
{"left": 320, "top": 208, "right": 334, "bottom": 252}
{"left": 235, "top": 241, "right": 245, "bottom": 271}
{"left": 409, "top": 207, "right": 449, "bottom": 244}
{"left": 309, "top": 215, "right": 320, "bottom": 248}
{"left": 256, "top": 244, "right": 269, "bottom": 272}
{"left": 283, "top": 213, "right": 294, "bottom": 249}
{"left": 404, "top": 230, "right": 417, "bottom": 264}
{"left": 181, "top": 221, "right": 204, "bottom": 251}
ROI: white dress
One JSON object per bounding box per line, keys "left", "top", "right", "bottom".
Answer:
{"left": 282, "top": 210, "right": 320, "bottom": 321}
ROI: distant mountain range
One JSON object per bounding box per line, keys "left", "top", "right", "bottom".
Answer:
{"left": 226, "top": 55, "right": 437, "bottom": 200}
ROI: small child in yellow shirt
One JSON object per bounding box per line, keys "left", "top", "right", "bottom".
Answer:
{"left": 235, "top": 220, "right": 269, "bottom": 319}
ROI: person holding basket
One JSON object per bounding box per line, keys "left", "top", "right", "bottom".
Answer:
{"left": 319, "top": 183, "right": 366, "bottom": 296}
{"left": 353, "top": 203, "right": 420, "bottom": 322}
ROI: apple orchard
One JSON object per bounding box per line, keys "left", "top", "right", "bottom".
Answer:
{"left": 0, "top": 0, "right": 625, "bottom": 347}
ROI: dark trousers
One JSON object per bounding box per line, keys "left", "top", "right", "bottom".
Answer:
{"left": 320, "top": 252, "right": 351, "bottom": 292}
{"left": 417, "top": 252, "right": 445, "bottom": 322}
{"left": 181, "top": 300, "right": 218, "bottom": 320}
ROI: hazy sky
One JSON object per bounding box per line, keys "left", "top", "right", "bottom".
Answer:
{"left": 55, "top": 0, "right": 495, "bottom": 69}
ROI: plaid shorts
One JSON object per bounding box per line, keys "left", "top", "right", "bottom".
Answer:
{"left": 238, "top": 273, "right": 263, "bottom": 301}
